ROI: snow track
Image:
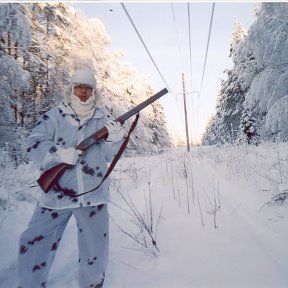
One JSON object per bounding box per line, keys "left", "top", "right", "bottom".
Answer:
{"left": 1, "top": 144, "right": 288, "bottom": 287}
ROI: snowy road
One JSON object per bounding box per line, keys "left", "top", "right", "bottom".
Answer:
{"left": 1, "top": 144, "right": 288, "bottom": 287}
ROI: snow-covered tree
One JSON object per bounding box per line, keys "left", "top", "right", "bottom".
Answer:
{"left": 243, "top": 3, "right": 288, "bottom": 141}
{"left": 0, "top": 3, "right": 171, "bottom": 165}
{"left": 201, "top": 115, "right": 219, "bottom": 146}
{"left": 0, "top": 3, "right": 31, "bottom": 56}
{"left": 201, "top": 68, "right": 245, "bottom": 145}
{"left": 229, "top": 21, "right": 247, "bottom": 57}
{"left": 239, "top": 105, "right": 260, "bottom": 145}
{"left": 203, "top": 2, "right": 288, "bottom": 145}
{"left": 265, "top": 95, "right": 288, "bottom": 142}
{"left": 0, "top": 4, "right": 31, "bottom": 159}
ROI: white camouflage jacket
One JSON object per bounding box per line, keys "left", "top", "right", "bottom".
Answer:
{"left": 27, "top": 102, "right": 120, "bottom": 209}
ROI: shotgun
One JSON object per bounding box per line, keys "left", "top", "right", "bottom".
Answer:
{"left": 37, "top": 88, "right": 169, "bottom": 193}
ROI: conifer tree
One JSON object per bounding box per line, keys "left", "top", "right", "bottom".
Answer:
{"left": 239, "top": 106, "right": 259, "bottom": 145}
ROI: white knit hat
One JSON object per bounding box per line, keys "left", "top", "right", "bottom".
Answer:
{"left": 64, "top": 68, "right": 102, "bottom": 106}
{"left": 70, "top": 68, "right": 96, "bottom": 88}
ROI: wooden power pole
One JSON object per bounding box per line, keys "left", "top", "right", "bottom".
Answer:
{"left": 182, "top": 72, "right": 190, "bottom": 152}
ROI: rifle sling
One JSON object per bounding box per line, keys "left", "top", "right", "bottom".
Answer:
{"left": 58, "top": 113, "right": 140, "bottom": 198}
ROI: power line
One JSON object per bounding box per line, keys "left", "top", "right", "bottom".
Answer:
{"left": 199, "top": 2, "right": 215, "bottom": 97}
{"left": 171, "top": 3, "right": 185, "bottom": 70}
{"left": 187, "top": 3, "right": 193, "bottom": 92}
{"left": 120, "top": 2, "right": 173, "bottom": 93}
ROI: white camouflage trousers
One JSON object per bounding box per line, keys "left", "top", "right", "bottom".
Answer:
{"left": 17, "top": 203, "right": 109, "bottom": 288}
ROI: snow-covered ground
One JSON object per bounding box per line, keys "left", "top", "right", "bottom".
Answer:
{"left": 1, "top": 143, "right": 288, "bottom": 288}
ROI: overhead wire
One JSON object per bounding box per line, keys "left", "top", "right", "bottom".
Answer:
{"left": 171, "top": 3, "right": 185, "bottom": 70}
{"left": 199, "top": 2, "right": 215, "bottom": 97}
{"left": 120, "top": 2, "right": 173, "bottom": 93}
{"left": 121, "top": 2, "right": 216, "bottom": 143}
{"left": 187, "top": 3, "right": 193, "bottom": 92}
{"left": 170, "top": 3, "right": 187, "bottom": 124}
{"left": 187, "top": 4, "right": 199, "bottom": 99}
{"left": 187, "top": 2, "right": 194, "bottom": 145}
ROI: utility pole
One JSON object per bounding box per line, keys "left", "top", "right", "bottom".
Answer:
{"left": 182, "top": 72, "right": 190, "bottom": 152}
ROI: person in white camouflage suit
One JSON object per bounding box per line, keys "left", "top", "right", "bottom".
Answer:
{"left": 17, "top": 68, "right": 126, "bottom": 288}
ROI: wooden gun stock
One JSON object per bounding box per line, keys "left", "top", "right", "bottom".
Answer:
{"left": 37, "top": 88, "right": 169, "bottom": 193}
{"left": 38, "top": 126, "right": 109, "bottom": 192}
{"left": 39, "top": 163, "right": 70, "bottom": 192}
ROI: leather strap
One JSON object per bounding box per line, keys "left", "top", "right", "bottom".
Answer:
{"left": 62, "top": 113, "right": 140, "bottom": 198}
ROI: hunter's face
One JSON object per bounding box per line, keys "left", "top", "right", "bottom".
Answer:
{"left": 74, "top": 84, "right": 93, "bottom": 102}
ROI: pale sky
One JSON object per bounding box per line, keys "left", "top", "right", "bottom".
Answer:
{"left": 71, "top": 1, "right": 257, "bottom": 144}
